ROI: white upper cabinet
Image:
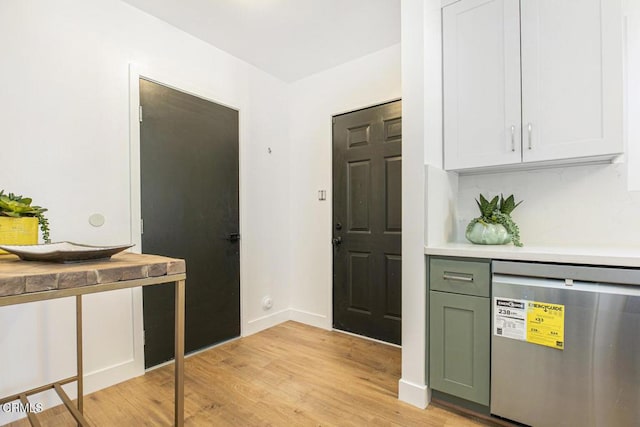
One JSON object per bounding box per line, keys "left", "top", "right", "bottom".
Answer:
{"left": 443, "top": 0, "right": 623, "bottom": 171}
{"left": 443, "top": 0, "right": 522, "bottom": 170}
{"left": 520, "top": 0, "right": 623, "bottom": 163}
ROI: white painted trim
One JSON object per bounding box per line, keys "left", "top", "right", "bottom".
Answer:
{"left": 128, "top": 65, "right": 142, "bottom": 254}
{"left": 331, "top": 97, "right": 402, "bottom": 117}
{"left": 332, "top": 328, "right": 402, "bottom": 348}
{"left": 91, "top": 288, "right": 144, "bottom": 392}
{"left": 398, "top": 379, "right": 431, "bottom": 409}
{"left": 127, "top": 62, "right": 246, "bottom": 365}
{"left": 145, "top": 336, "right": 241, "bottom": 372}
{"left": 83, "top": 358, "right": 142, "bottom": 394}
{"left": 244, "top": 308, "right": 292, "bottom": 336}
{"left": 131, "top": 286, "right": 145, "bottom": 373}
{"left": 441, "top": 0, "right": 461, "bottom": 8}
{"left": 290, "top": 308, "right": 331, "bottom": 330}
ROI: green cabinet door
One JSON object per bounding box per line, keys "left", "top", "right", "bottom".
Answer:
{"left": 429, "top": 290, "right": 490, "bottom": 405}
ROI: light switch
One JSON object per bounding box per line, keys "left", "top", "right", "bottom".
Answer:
{"left": 318, "top": 190, "right": 327, "bottom": 201}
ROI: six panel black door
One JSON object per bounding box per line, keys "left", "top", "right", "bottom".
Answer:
{"left": 140, "top": 79, "right": 240, "bottom": 368}
{"left": 332, "top": 100, "right": 402, "bottom": 344}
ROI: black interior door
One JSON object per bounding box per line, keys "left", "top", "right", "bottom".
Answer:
{"left": 140, "top": 79, "right": 240, "bottom": 368}
{"left": 332, "top": 100, "right": 402, "bottom": 345}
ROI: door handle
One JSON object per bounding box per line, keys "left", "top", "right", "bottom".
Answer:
{"left": 510, "top": 125, "right": 516, "bottom": 152}
{"left": 527, "top": 123, "right": 533, "bottom": 150}
{"left": 226, "top": 233, "right": 240, "bottom": 242}
{"left": 332, "top": 236, "right": 342, "bottom": 246}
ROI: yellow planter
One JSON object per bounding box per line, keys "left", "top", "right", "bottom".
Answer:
{"left": 0, "top": 217, "right": 39, "bottom": 254}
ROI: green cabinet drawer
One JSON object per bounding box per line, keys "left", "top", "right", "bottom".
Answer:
{"left": 429, "top": 257, "right": 490, "bottom": 297}
{"left": 429, "top": 290, "right": 490, "bottom": 406}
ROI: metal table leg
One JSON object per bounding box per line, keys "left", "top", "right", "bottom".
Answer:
{"left": 76, "top": 295, "right": 84, "bottom": 420}
{"left": 174, "top": 280, "right": 185, "bottom": 427}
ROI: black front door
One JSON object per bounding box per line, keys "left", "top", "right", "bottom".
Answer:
{"left": 332, "top": 100, "right": 402, "bottom": 345}
{"left": 140, "top": 79, "right": 240, "bottom": 368}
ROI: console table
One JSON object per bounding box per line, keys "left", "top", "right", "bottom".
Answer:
{"left": 0, "top": 252, "right": 186, "bottom": 426}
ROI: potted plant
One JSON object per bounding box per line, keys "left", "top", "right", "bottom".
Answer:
{"left": 466, "top": 194, "right": 523, "bottom": 247}
{"left": 0, "top": 190, "right": 51, "bottom": 252}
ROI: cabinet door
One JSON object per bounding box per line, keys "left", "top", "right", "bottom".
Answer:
{"left": 521, "top": 0, "right": 623, "bottom": 162}
{"left": 429, "top": 291, "right": 490, "bottom": 405}
{"left": 443, "top": 0, "right": 521, "bottom": 170}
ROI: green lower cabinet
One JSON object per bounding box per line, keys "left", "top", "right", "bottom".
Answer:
{"left": 429, "top": 290, "right": 490, "bottom": 406}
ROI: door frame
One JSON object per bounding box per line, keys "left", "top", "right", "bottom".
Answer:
{"left": 329, "top": 97, "right": 401, "bottom": 333}
{"left": 128, "top": 63, "right": 245, "bottom": 370}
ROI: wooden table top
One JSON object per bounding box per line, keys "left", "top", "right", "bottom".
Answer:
{"left": 0, "top": 252, "right": 186, "bottom": 297}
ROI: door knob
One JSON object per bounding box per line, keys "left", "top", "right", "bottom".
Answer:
{"left": 332, "top": 236, "right": 342, "bottom": 246}
{"left": 335, "top": 222, "right": 342, "bottom": 230}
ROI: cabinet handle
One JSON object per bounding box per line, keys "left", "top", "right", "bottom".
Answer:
{"left": 527, "top": 123, "right": 533, "bottom": 150}
{"left": 510, "top": 125, "right": 516, "bottom": 152}
{"left": 442, "top": 272, "right": 474, "bottom": 283}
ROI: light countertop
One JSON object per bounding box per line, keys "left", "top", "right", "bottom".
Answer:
{"left": 425, "top": 243, "right": 640, "bottom": 268}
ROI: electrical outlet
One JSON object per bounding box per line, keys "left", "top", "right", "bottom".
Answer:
{"left": 261, "top": 296, "right": 273, "bottom": 310}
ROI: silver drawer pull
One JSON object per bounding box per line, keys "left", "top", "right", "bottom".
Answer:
{"left": 442, "top": 272, "right": 474, "bottom": 283}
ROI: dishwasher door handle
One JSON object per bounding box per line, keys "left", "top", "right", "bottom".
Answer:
{"left": 442, "top": 272, "right": 474, "bottom": 283}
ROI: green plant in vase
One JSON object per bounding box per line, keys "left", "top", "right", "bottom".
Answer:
{"left": 466, "top": 194, "right": 522, "bottom": 247}
{"left": 0, "top": 190, "right": 50, "bottom": 243}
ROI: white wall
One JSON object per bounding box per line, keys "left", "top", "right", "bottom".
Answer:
{"left": 0, "top": 0, "right": 290, "bottom": 423}
{"left": 398, "top": 0, "right": 427, "bottom": 409}
{"left": 400, "top": 0, "right": 463, "bottom": 409}
{"left": 398, "top": 0, "right": 448, "bottom": 408}
{"left": 241, "top": 70, "right": 292, "bottom": 335}
{"left": 455, "top": 162, "right": 640, "bottom": 246}
{"left": 626, "top": 0, "right": 640, "bottom": 190}
{"left": 425, "top": 166, "right": 459, "bottom": 246}
{"left": 287, "top": 45, "right": 401, "bottom": 329}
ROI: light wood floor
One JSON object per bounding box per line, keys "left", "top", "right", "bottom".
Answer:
{"left": 7, "top": 321, "right": 487, "bottom": 426}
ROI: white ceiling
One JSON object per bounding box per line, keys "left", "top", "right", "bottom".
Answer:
{"left": 121, "top": 0, "right": 401, "bottom": 82}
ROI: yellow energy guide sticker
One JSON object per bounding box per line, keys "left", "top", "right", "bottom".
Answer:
{"left": 526, "top": 301, "right": 564, "bottom": 350}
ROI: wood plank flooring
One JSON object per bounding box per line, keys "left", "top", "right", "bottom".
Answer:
{"left": 6, "top": 321, "right": 487, "bottom": 426}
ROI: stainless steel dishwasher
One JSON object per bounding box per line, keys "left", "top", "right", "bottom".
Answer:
{"left": 491, "top": 261, "right": 640, "bottom": 427}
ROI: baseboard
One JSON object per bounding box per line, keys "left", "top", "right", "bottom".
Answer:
{"left": 243, "top": 308, "right": 291, "bottom": 336}
{"left": 398, "top": 378, "right": 430, "bottom": 409}
{"left": 332, "top": 328, "right": 401, "bottom": 348}
{"left": 244, "top": 308, "right": 332, "bottom": 336}
{"left": 289, "top": 309, "right": 330, "bottom": 330}
{"left": 84, "top": 358, "right": 144, "bottom": 395}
